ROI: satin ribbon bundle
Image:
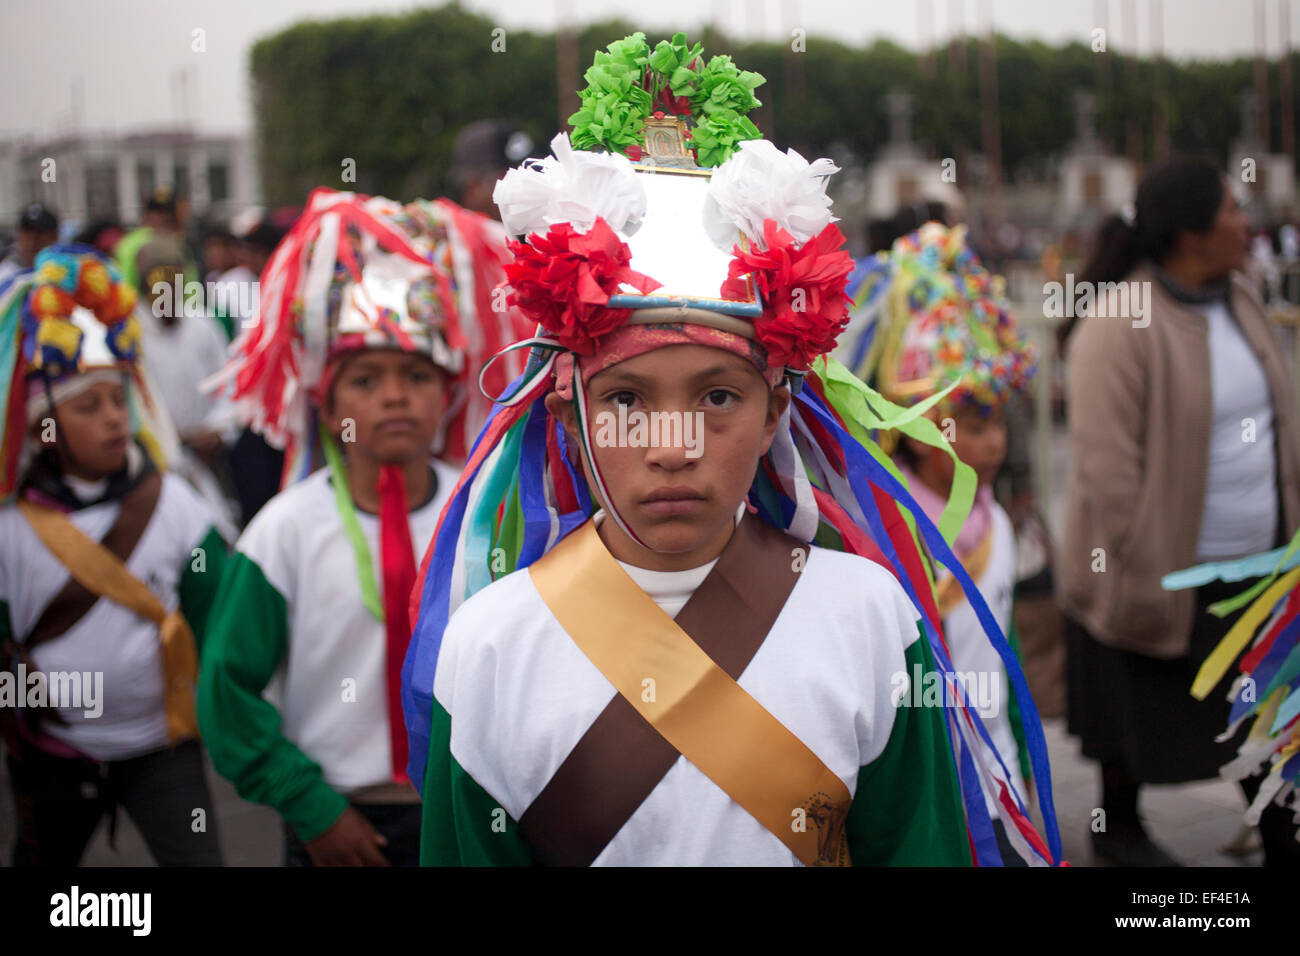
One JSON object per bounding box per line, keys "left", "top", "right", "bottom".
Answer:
{"left": 206, "top": 187, "right": 533, "bottom": 484}
{"left": 1165, "top": 530, "right": 1300, "bottom": 826}
{"left": 401, "top": 31, "right": 1063, "bottom": 866}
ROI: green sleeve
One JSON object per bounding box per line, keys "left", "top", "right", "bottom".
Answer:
{"left": 1005, "top": 612, "right": 1033, "bottom": 786}
{"left": 178, "top": 527, "right": 229, "bottom": 655}
{"left": 846, "top": 629, "right": 974, "bottom": 866}
{"left": 420, "top": 696, "right": 534, "bottom": 867}
{"left": 114, "top": 227, "right": 151, "bottom": 292}
{"left": 197, "top": 551, "right": 349, "bottom": 842}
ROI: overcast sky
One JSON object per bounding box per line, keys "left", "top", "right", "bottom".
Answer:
{"left": 0, "top": 0, "right": 1289, "bottom": 139}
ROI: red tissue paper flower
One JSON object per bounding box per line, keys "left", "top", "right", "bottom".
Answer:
{"left": 504, "top": 217, "right": 661, "bottom": 356}
{"left": 722, "top": 219, "right": 854, "bottom": 371}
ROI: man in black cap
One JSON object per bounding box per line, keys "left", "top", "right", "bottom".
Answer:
{"left": 447, "top": 120, "right": 536, "bottom": 220}
{"left": 116, "top": 185, "right": 197, "bottom": 293}
{"left": 0, "top": 203, "right": 59, "bottom": 286}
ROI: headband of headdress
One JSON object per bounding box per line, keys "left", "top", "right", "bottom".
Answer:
{"left": 0, "top": 244, "right": 177, "bottom": 499}
{"left": 207, "top": 187, "right": 533, "bottom": 484}
{"left": 837, "top": 222, "right": 1036, "bottom": 416}
{"left": 402, "top": 32, "right": 1063, "bottom": 866}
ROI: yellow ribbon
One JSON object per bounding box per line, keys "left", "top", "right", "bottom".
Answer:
{"left": 1191, "top": 565, "right": 1300, "bottom": 701}
{"left": 18, "top": 500, "right": 199, "bottom": 743}
{"left": 529, "top": 519, "right": 852, "bottom": 866}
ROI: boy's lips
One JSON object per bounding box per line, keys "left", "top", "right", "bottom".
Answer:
{"left": 375, "top": 418, "right": 418, "bottom": 433}
{"left": 641, "top": 486, "right": 706, "bottom": 516}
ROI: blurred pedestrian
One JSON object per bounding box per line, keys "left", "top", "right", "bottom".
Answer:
{"left": 135, "top": 235, "right": 240, "bottom": 540}
{"left": 1060, "top": 158, "right": 1300, "bottom": 866}
{"left": 115, "top": 186, "right": 198, "bottom": 293}
{"left": 447, "top": 119, "right": 535, "bottom": 221}
{"left": 0, "top": 204, "right": 59, "bottom": 287}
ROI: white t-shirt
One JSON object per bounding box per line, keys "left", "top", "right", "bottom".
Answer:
{"left": 1196, "top": 298, "right": 1278, "bottom": 560}
{"left": 0, "top": 474, "right": 219, "bottom": 760}
{"left": 138, "top": 306, "right": 236, "bottom": 439}
{"left": 239, "top": 462, "right": 461, "bottom": 792}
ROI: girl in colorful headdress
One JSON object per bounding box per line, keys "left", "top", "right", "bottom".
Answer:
{"left": 848, "top": 222, "right": 1039, "bottom": 861}
{"left": 404, "top": 33, "right": 1062, "bottom": 867}
{"left": 0, "top": 245, "right": 228, "bottom": 866}
{"left": 197, "top": 187, "right": 529, "bottom": 866}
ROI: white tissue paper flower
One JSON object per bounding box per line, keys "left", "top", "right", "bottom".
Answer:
{"left": 493, "top": 132, "right": 647, "bottom": 239}
{"left": 703, "top": 139, "right": 840, "bottom": 251}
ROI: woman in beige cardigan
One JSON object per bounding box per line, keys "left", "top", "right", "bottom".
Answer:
{"left": 1060, "top": 158, "right": 1300, "bottom": 867}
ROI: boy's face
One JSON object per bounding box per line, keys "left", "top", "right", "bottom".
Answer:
{"left": 325, "top": 349, "right": 447, "bottom": 465}
{"left": 550, "top": 344, "right": 788, "bottom": 565}
{"left": 45, "top": 379, "right": 131, "bottom": 479}
{"left": 937, "top": 403, "right": 1007, "bottom": 487}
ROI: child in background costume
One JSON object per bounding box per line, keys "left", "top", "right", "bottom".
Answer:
{"left": 0, "top": 246, "right": 227, "bottom": 866}
{"left": 404, "top": 33, "right": 1062, "bottom": 867}
{"left": 864, "top": 223, "right": 1039, "bottom": 861}
{"left": 198, "top": 189, "right": 524, "bottom": 867}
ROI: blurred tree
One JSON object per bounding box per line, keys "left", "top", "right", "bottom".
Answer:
{"left": 250, "top": 3, "right": 1300, "bottom": 206}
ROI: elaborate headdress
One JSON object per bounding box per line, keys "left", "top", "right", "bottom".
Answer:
{"left": 838, "top": 222, "right": 1035, "bottom": 415}
{"left": 208, "top": 187, "right": 533, "bottom": 482}
{"left": 0, "top": 244, "right": 178, "bottom": 499}
{"left": 402, "top": 33, "right": 1062, "bottom": 866}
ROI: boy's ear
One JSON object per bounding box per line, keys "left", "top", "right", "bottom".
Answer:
{"left": 543, "top": 391, "right": 579, "bottom": 446}
{"left": 758, "top": 386, "right": 792, "bottom": 456}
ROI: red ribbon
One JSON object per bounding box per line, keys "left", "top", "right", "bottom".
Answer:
{"left": 378, "top": 463, "right": 417, "bottom": 783}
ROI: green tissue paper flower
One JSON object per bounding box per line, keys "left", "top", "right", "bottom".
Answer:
{"left": 567, "top": 32, "right": 766, "bottom": 166}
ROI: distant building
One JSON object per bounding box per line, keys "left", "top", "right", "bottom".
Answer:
{"left": 1229, "top": 90, "right": 1296, "bottom": 218}
{"left": 1058, "top": 92, "right": 1137, "bottom": 229}
{"left": 0, "top": 126, "right": 260, "bottom": 232}
{"left": 864, "top": 90, "right": 964, "bottom": 221}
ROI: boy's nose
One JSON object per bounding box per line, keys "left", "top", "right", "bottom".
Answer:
{"left": 379, "top": 374, "right": 411, "bottom": 405}
{"left": 642, "top": 412, "right": 698, "bottom": 471}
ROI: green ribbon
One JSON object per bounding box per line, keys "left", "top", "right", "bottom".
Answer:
{"left": 320, "top": 421, "right": 384, "bottom": 622}
{"left": 814, "top": 355, "right": 976, "bottom": 549}
{"left": 1208, "top": 525, "right": 1300, "bottom": 618}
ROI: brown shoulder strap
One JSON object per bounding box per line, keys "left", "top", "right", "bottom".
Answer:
{"left": 22, "top": 470, "right": 163, "bottom": 650}
{"left": 518, "top": 514, "right": 804, "bottom": 866}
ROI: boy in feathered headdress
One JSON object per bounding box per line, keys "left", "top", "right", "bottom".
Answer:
{"left": 0, "top": 246, "right": 227, "bottom": 866}
{"left": 197, "top": 188, "right": 529, "bottom": 866}
{"left": 404, "top": 33, "right": 1062, "bottom": 866}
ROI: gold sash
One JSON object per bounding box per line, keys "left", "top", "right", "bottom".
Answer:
{"left": 934, "top": 523, "right": 995, "bottom": 618}
{"left": 529, "top": 519, "right": 852, "bottom": 866}
{"left": 18, "top": 500, "right": 200, "bottom": 743}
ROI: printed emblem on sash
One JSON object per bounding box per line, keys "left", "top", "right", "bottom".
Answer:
{"left": 804, "top": 792, "right": 851, "bottom": 866}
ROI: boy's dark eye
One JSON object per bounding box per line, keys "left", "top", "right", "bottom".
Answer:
{"left": 610, "top": 391, "right": 637, "bottom": 407}
{"left": 704, "top": 389, "right": 737, "bottom": 408}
